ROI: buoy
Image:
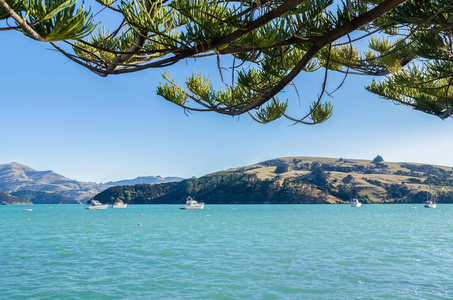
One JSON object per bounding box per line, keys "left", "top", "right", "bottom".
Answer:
{"left": 140, "top": 213, "right": 143, "bottom": 215}
{"left": 28, "top": 218, "right": 30, "bottom": 221}
{"left": 138, "top": 223, "right": 142, "bottom": 226}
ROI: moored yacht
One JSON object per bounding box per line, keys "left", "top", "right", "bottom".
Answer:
{"left": 180, "top": 196, "right": 204, "bottom": 210}
{"left": 351, "top": 198, "right": 362, "bottom": 207}
{"left": 424, "top": 186, "right": 437, "bottom": 208}
{"left": 86, "top": 199, "right": 108, "bottom": 210}
{"left": 424, "top": 201, "right": 436, "bottom": 208}
{"left": 112, "top": 200, "right": 127, "bottom": 208}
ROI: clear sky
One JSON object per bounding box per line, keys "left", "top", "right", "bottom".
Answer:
{"left": 1, "top": 24, "right": 453, "bottom": 183}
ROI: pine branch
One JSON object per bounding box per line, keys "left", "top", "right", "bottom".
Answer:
{"left": 0, "top": 0, "right": 48, "bottom": 42}
{"left": 234, "top": 0, "right": 410, "bottom": 114}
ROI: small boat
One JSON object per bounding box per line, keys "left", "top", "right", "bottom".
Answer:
{"left": 1, "top": 201, "right": 9, "bottom": 205}
{"left": 180, "top": 196, "right": 204, "bottom": 210}
{"left": 424, "top": 201, "right": 436, "bottom": 208}
{"left": 424, "top": 186, "right": 437, "bottom": 208}
{"left": 85, "top": 199, "right": 108, "bottom": 210}
{"left": 23, "top": 208, "right": 32, "bottom": 211}
{"left": 351, "top": 198, "right": 362, "bottom": 207}
{"left": 111, "top": 200, "right": 127, "bottom": 208}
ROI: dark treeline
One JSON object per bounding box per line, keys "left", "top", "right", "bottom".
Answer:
{"left": 11, "top": 191, "right": 79, "bottom": 204}
{"left": 94, "top": 172, "right": 330, "bottom": 204}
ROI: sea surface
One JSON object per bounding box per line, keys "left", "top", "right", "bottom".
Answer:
{"left": 1, "top": 204, "right": 452, "bottom": 299}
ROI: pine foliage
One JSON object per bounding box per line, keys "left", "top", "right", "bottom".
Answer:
{"left": 1, "top": 0, "right": 453, "bottom": 123}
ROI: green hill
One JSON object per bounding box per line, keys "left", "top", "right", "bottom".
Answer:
{"left": 11, "top": 191, "right": 81, "bottom": 204}
{"left": 94, "top": 156, "right": 453, "bottom": 205}
{"left": 0, "top": 191, "right": 31, "bottom": 205}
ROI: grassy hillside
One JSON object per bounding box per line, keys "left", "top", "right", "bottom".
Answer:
{"left": 94, "top": 156, "right": 453, "bottom": 204}
{"left": 217, "top": 156, "right": 453, "bottom": 203}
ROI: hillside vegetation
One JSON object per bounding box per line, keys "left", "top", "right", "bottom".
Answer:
{"left": 0, "top": 191, "right": 32, "bottom": 205}
{"left": 12, "top": 191, "right": 81, "bottom": 204}
{"left": 94, "top": 157, "right": 453, "bottom": 205}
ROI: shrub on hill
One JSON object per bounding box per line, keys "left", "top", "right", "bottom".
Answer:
{"left": 342, "top": 175, "right": 353, "bottom": 184}
{"left": 424, "top": 175, "right": 453, "bottom": 187}
{"left": 334, "top": 184, "right": 358, "bottom": 201}
{"left": 385, "top": 183, "right": 410, "bottom": 199}
{"left": 275, "top": 163, "right": 289, "bottom": 174}
{"left": 372, "top": 155, "right": 384, "bottom": 163}
{"left": 319, "top": 164, "right": 356, "bottom": 173}
{"left": 407, "top": 178, "right": 422, "bottom": 184}
{"left": 309, "top": 162, "right": 330, "bottom": 187}
{"left": 400, "top": 164, "right": 450, "bottom": 176}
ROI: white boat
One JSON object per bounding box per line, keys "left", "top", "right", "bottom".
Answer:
{"left": 351, "top": 198, "right": 362, "bottom": 207}
{"left": 86, "top": 199, "right": 108, "bottom": 210}
{"left": 23, "top": 208, "right": 32, "bottom": 211}
{"left": 112, "top": 200, "right": 127, "bottom": 208}
{"left": 424, "top": 201, "right": 436, "bottom": 208}
{"left": 424, "top": 186, "right": 437, "bottom": 208}
{"left": 180, "top": 196, "right": 204, "bottom": 210}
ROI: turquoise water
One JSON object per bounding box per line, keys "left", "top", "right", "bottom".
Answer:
{"left": 1, "top": 204, "right": 453, "bottom": 299}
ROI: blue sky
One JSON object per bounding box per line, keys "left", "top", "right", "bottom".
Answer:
{"left": 1, "top": 25, "right": 452, "bottom": 183}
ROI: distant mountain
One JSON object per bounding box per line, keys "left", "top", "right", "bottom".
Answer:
{"left": 0, "top": 190, "right": 31, "bottom": 205}
{"left": 0, "top": 162, "right": 184, "bottom": 203}
{"left": 105, "top": 176, "right": 183, "bottom": 186}
{"left": 0, "top": 162, "right": 108, "bottom": 202}
{"left": 94, "top": 156, "right": 453, "bottom": 205}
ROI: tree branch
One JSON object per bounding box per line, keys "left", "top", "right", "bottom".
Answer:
{"left": 107, "top": 0, "right": 310, "bottom": 75}
{"left": 235, "top": 0, "right": 409, "bottom": 113}
{"left": 104, "top": 0, "right": 154, "bottom": 75}
{"left": 0, "top": 0, "right": 48, "bottom": 42}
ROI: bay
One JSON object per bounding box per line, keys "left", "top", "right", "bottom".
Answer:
{"left": 1, "top": 204, "right": 452, "bottom": 299}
